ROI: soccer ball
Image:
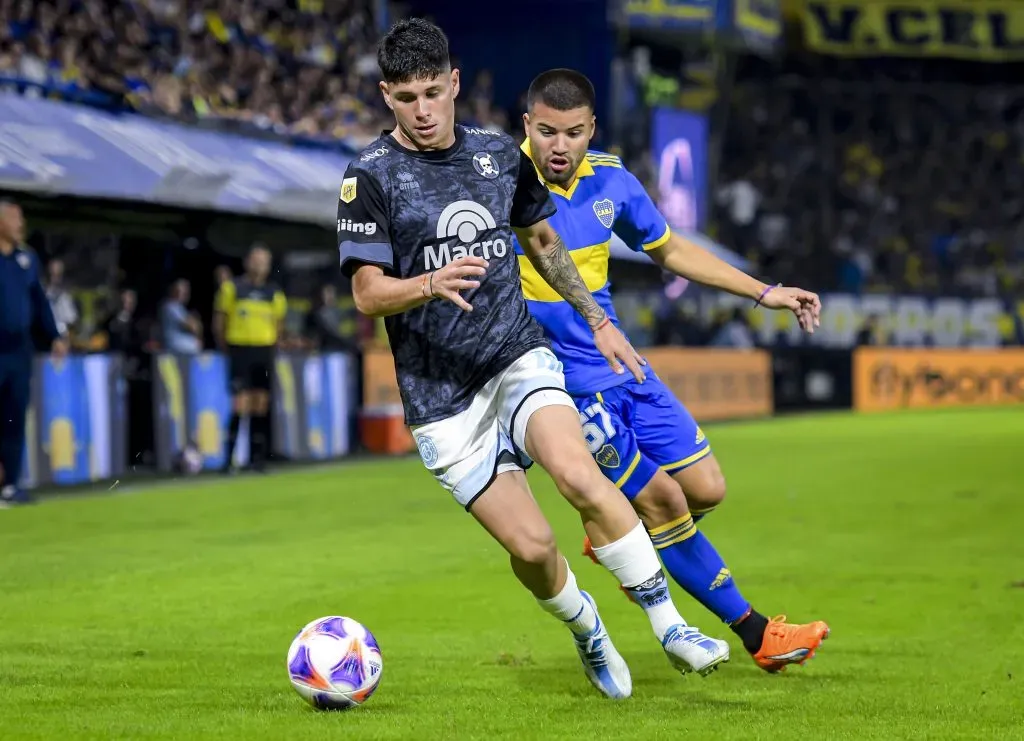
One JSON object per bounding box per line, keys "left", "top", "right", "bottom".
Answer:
{"left": 286, "top": 616, "right": 383, "bottom": 710}
{"left": 176, "top": 444, "right": 203, "bottom": 475}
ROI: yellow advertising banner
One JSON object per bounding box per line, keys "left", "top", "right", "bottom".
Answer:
{"left": 801, "top": 0, "right": 1024, "bottom": 60}
{"left": 641, "top": 348, "right": 774, "bottom": 422}
{"left": 362, "top": 346, "right": 774, "bottom": 424}
{"left": 853, "top": 348, "right": 1024, "bottom": 412}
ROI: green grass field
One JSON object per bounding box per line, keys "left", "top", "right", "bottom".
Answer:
{"left": 2, "top": 409, "right": 1023, "bottom": 740}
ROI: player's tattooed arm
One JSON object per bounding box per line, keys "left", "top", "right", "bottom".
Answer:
{"left": 514, "top": 221, "right": 607, "bottom": 329}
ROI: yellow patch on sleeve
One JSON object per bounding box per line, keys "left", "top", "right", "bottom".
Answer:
{"left": 340, "top": 177, "right": 358, "bottom": 203}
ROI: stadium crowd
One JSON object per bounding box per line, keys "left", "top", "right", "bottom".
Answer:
{"left": 1, "top": 0, "right": 380, "bottom": 146}
{"left": 2, "top": 3, "right": 1022, "bottom": 353}
{"left": 715, "top": 56, "right": 1024, "bottom": 300}
{"left": 0, "top": 0, "right": 513, "bottom": 147}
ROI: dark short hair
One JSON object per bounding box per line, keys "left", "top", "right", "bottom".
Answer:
{"left": 527, "top": 69, "right": 596, "bottom": 112}
{"left": 377, "top": 18, "right": 451, "bottom": 84}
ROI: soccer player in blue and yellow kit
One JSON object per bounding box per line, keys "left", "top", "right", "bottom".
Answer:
{"left": 514, "top": 69, "right": 830, "bottom": 673}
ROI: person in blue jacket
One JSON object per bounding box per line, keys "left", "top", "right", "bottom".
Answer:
{"left": 0, "top": 199, "right": 67, "bottom": 506}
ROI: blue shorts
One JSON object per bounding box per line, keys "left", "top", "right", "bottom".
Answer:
{"left": 573, "top": 373, "right": 711, "bottom": 499}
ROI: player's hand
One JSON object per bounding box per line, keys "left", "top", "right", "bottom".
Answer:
{"left": 428, "top": 256, "right": 488, "bottom": 312}
{"left": 759, "top": 286, "right": 822, "bottom": 334}
{"left": 593, "top": 320, "right": 647, "bottom": 383}
{"left": 51, "top": 337, "right": 69, "bottom": 359}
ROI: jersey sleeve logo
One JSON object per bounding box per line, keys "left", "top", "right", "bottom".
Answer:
{"left": 472, "top": 152, "right": 500, "bottom": 179}
{"left": 593, "top": 198, "right": 615, "bottom": 228}
{"left": 340, "top": 177, "right": 358, "bottom": 203}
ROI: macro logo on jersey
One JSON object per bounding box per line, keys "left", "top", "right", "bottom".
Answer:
{"left": 695, "top": 426, "right": 706, "bottom": 445}
{"left": 425, "top": 200, "right": 508, "bottom": 269}
{"left": 593, "top": 198, "right": 615, "bottom": 228}
{"left": 340, "top": 177, "right": 357, "bottom": 203}
{"left": 595, "top": 443, "right": 620, "bottom": 469}
{"left": 472, "top": 152, "right": 500, "bottom": 179}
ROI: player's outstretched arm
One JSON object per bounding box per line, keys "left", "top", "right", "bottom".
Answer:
{"left": 648, "top": 233, "right": 821, "bottom": 333}
{"left": 514, "top": 220, "right": 646, "bottom": 382}
{"left": 351, "top": 258, "right": 489, "bottom": 318}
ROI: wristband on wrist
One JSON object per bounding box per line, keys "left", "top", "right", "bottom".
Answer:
{"left": 421, "top": 272, "right": 435, "bottom": 299}
{"left": 593, "top": 316, "right": 611, "bottom": 332}
{"left": 755, "top": 283, "right": 781, "bottom": 306}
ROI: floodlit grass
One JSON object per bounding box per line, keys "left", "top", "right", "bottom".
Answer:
{"left": 2, "top": 409, "right": 1022, "bottom": 739}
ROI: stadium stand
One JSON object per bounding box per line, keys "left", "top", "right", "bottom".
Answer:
{"left": 716, "top": 55, "right": 1024, "bottom": 298}
{"left": 2, "top": 2, "right": 1022, "bottom": 345}
{"left": 0, "top": 0, "right": 386, "bottom": 147}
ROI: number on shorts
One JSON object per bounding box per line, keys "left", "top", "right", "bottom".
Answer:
{"left": 579, "top": 403, "right": 616, "bottom": 455}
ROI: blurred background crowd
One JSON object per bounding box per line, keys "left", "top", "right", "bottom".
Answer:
{"left": 2, "top": 0, "right": 1023, "bottom": 358}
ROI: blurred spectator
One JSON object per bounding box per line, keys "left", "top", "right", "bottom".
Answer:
{"left": 709, "top": 308, "right": 756, "bottom": 349}
{"left": 103, "top": 288, "right": 145, "bottom": 355}
{"left": 160, "top": 279, "right": 202, "bottom": 354}
{"left": 305, "top": 284, "right": 358, "bottom": 353}
{"left": 214, "top": 264, "right": 233, "bottom": 290}
{"left": 855, "top": 315, "right": 884, "bottom": 347}
{"left": 44, "top": 258, "right": 79, "bottom": 339}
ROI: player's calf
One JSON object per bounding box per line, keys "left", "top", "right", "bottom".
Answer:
{"left": 631, "top": 471, "right": 830, "bottom": 670}
{"left": 524, "top": 405, "right": 723, "bottom": 672}
{"left": 468, "top": 470, "right": 632, "bottom": 698}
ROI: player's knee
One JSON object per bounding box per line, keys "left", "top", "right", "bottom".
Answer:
{"left": 681, "top": 464, "right": 727, "bottom": 511}
{"left": 698, "top": 467, "right": 727, "bottom": 507}
{"left": 547, "top": 455, "right": 609, "bottom": 514}
{"left": 505, "top": 522, "right": 558, "bottom": 567}
{"left": 634, "top": 472, "right": 690, "bottom": 527}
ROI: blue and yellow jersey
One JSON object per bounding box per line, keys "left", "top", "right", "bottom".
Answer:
{"left": 514, "top": 139, "right": 671, "bottom": 396}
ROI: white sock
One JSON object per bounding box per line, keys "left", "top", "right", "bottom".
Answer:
{"left": 536, "top": 561, "right": 599, "bottom": 637}
{"left": 591, "top": 522, "right": 687, "bottom": 640}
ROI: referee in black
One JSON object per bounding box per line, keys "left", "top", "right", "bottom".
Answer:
{"left": 0, "top": 199, "right": 66, "bottom": 506}
{"left": 213, "top": 244, "right": 287, "bottom": 473}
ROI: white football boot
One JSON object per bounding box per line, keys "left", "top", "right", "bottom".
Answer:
{"left": 661, "top": 624, "right": 731, "bottom": 677}
{"left": 573, "top": 592, "right": 632, "bottom": 699}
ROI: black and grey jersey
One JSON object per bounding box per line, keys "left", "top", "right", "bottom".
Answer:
{"left": 337, "top": 125, "right": 557, "bottom": 426}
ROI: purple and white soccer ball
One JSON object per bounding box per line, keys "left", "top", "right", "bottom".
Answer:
{"left": 287, "top": 616, "right": 383, "bottom": 710}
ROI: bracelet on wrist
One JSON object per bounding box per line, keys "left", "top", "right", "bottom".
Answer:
{"left": 755, "top": 283, "right": 781, "bottom": 307}
{"left": 593, "top": 316, "right": 611, "bottom": 332}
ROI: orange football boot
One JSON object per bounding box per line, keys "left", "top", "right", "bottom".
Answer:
{"left": 750, "top": 615, "right": 830, "bottom": 673}
{"left": 582, "top": 536, "right": 637, "bottom": 604}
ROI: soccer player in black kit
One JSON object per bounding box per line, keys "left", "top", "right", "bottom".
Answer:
{"left": 337, "top": 19, "right": 728, "bottom": 699}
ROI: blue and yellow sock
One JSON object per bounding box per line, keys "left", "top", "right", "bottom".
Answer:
{"left": 648, "top": 513, "right": 751, "bottom": 625}
{"left": 690, "top": 505, "right": 717, "bottom": 524}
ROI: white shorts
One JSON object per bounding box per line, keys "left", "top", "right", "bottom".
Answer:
{"left": 411, "top": 347, "right": 576, "bottom": 510}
